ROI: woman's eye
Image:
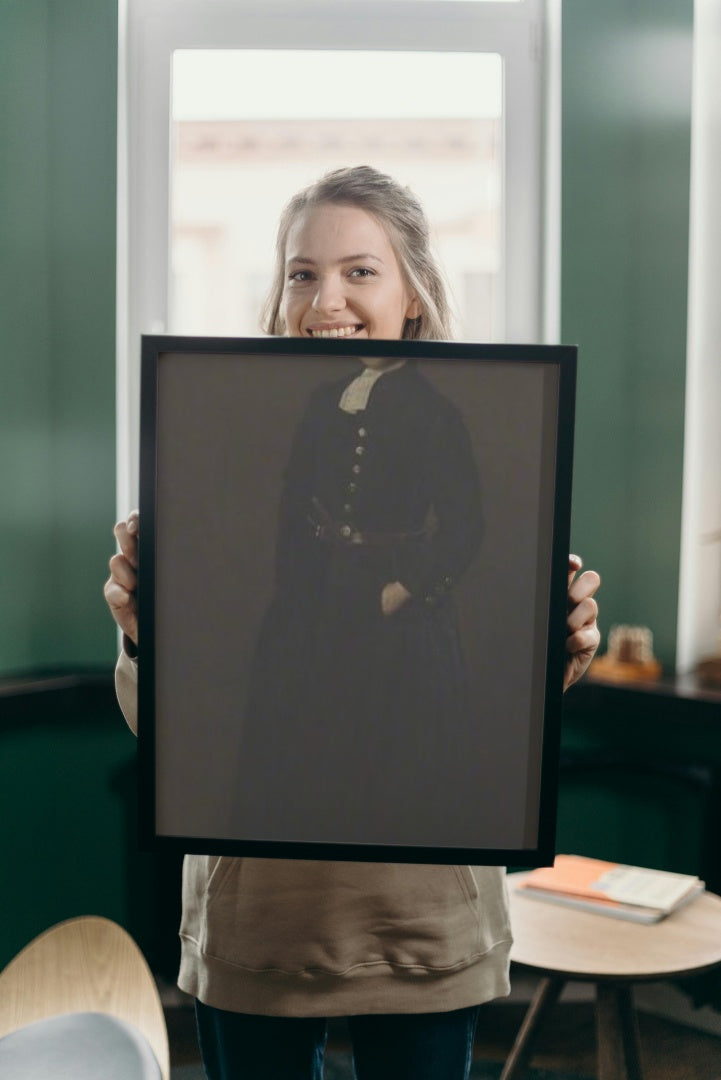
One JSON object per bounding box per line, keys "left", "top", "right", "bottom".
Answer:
{"left": 349, "top": 267, "right": 375, "bottom": 279}
{"left": 288, "top": 270, "right": 313, "bottom": 283}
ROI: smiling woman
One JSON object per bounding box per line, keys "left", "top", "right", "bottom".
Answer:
{"left": 263, "top": 167, "right": 452, "bottom": 342}
{"left": 282, "top": 206, "right": 421, "bottom": 341}
{"left": 107, "top": 159, "right": 599, "bottom": 1079}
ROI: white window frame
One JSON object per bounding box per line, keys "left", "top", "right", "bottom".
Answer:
{"left": 676, "top": 0, "right": 721, "bottom": 674}
{"left": 117, "top": 0, "right": 559, "bottom": 512}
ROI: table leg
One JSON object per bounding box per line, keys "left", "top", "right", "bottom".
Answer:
{"left": 499, "top": 976, "right": 565, "bottom": 1080}
{"left": 596, "top": 982, "right": 643, "bottom": 1080}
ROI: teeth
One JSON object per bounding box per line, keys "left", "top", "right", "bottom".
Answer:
{"left": 311, "top": 325, "right": 359, "bottom": 338}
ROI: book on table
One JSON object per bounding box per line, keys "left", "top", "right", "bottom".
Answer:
{"left": 516, "top": 854, "right": 705, "bottom": 923}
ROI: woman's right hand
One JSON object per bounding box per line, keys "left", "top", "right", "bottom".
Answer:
{"left": 104, "top": 509, "right": 139, "bottom": 646}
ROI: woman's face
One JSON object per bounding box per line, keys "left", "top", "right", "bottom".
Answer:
{"left": 281, "top": 203, "right": 421, "bottom": 351}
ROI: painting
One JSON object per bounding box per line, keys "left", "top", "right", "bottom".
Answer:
{"left": 137, "top": 336, "right": 576, "bottom": 864}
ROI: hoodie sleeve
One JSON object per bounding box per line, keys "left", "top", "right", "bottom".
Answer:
{"left": 115, "top": 645, "right": 139, "bottom": 736}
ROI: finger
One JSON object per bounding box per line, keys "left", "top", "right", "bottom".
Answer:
{"left": 567, "top": 553, "right": 583, "bottom": 588}
{"left": 568, "top": 568, "right": 601, "bottom": 607}
{"left": 103, "top": 579, "right": 139, "bottom": 642}
{"left": 566, "top": 623, "right": 601, "bottom": 657}
{"left": 103, "top": 577, "right": 133, "bottom": 612}
{"left": 108, "top": 552, "right": 137, "bottom": 592}
{"left": 566, "top": 594, "right": 599, "bottom": 634}
{"left": 113, "top": 518, "right": 139, "bottom": 567}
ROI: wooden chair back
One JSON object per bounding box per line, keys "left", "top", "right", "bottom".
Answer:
{"left": 0, "top": 916, "right": 169, "bottom": 1080}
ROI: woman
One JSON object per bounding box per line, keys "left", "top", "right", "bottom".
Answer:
{"left": 105, "top": 166, "right": 601, "bottom": 1080}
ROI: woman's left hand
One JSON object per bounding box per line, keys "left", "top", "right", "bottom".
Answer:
{"left": 564, "top": 554, "right": 601, "bottom": 691}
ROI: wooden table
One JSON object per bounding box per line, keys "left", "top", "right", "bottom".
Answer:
{"left": 503, "top": 873, "right": 721, "bottom": 1080}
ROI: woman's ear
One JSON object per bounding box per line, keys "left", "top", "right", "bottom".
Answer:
{"left": 406, "top": 296, "right": 422, "bottom": 320}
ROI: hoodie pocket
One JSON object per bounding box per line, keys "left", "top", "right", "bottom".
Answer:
{"left": 182, "top": 857, "right": 510, "bottom": 975}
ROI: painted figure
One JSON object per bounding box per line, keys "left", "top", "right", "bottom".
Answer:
{"left": 239, "top": 356, "right": 484, "bottom": 840}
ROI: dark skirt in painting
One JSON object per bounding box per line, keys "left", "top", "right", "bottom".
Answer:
{"left": 234, "top": 362, "right": 484, "bottom": 845}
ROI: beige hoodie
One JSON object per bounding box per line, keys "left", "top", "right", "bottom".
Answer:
{"left": 116, "top": 650, "right": 512, "bottom": 1016}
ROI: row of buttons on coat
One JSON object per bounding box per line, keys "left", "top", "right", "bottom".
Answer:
{"left": 335, "top": 424, "right": 455, "bottom": 603}
{"left": 339, "top": 426, "right": 368, "bottom": 532}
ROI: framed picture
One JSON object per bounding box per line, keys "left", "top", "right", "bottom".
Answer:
{"left": 138, "top": 336, "right": 576, "bottom": 865}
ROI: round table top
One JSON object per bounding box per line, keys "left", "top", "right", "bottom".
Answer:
{"left": 508, "top": 871, "right": 721, "bottom": 981}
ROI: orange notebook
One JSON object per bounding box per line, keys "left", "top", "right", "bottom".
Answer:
{"left": 517, "top": 855, "right": 703, "bottom": 923}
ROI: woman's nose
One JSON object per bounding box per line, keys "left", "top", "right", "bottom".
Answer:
{"left": 312, "top": 274, "right": 345, "bottom": 314}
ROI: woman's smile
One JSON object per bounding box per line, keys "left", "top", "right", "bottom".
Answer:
{"left": 306, "top": 323, "right": 365, "bottom": 339}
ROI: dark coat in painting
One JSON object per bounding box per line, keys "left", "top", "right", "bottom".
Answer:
{"left": 237, "top": 362, "right": 484, "bottom": 842}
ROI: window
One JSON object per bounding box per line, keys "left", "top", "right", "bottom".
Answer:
{"left": 118, "top": 0, "right": 557, "bottom": 509}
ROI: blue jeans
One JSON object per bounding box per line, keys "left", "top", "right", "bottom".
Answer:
{"left": 195, "top": 1000, "right": 481, "bottom": 1080}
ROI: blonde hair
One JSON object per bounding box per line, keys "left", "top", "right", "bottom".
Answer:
{"left": 262, "top": 165, "right": 453, "bottom": 341}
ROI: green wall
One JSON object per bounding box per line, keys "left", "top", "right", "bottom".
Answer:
{"left": 0, "top": 682, "right": 183, "bottom": 974}
{"left": 1, "top": 687, "right": 135, "bottom": 966}
{"left": 0, "top": 0, "right": 128, "bottom": 971}
{"left": 0, "top": 0, "right": 118, "bottom": 675}
{"left": 563, "top": 0, "right": 693, "bottom": 669}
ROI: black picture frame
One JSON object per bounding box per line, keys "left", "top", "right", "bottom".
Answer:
{"left": 138, "top": 335, "right": 576, "bottom": 865}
